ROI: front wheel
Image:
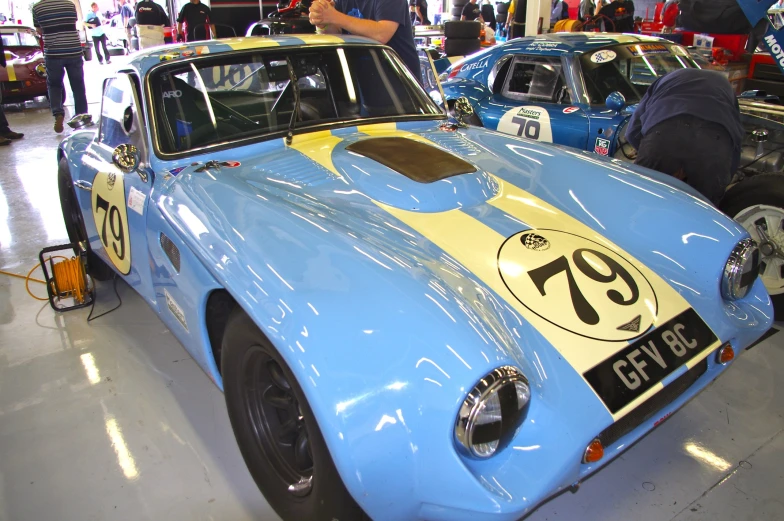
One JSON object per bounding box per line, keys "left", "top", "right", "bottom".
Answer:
{"left": 221, "top": 309, "right": 368, "bottom": 521}
{"left": 720, "top": 173, "right": 784, "bottom": 319}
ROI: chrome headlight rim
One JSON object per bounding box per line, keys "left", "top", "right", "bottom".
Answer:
{"left": 455, "top": 365, "right": 530, "bottom": 459}
{"left": 721, "top": 238, "right": 760, "bottom": 301}
{"left": 35, "top": 63, "right": 47, "bottom": 77}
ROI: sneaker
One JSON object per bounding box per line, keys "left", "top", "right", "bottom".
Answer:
{"left": 98, "top": 60, "right": 103, "bottom": 64}
{"left": 54, "top": 114, "right": 65, "bottom": 133}
{"left": 106, "top": 59, "right": 111, "bottom": 64}
{"left": 0, "top": 137, "right": 10, "bottom": 146}
{"left": 0, "top": 130, "right": 24, "bottom": 140}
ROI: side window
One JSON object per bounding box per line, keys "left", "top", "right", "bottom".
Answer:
{"left": 502, "top": 56, "right": 566, "bottom": 103}
{"left": 98, "top": 76, "right": 139, "bottom": 148}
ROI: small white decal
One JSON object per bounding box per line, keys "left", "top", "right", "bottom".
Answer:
{"left": 165, "top": 289, "right": 188, "bottom": 332}
{"left": 128, "top": 186, "right": 147, "bottom": 215}
{"left": 590, "top": 50, "right": 617, "bottom": 64}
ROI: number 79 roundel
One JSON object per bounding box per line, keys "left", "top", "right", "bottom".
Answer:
{"left": 91, "top": 170, "right": 132, "bottom": 275}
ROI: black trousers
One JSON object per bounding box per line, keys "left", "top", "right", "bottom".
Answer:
{"left": 634, "top": 114, "right": 735, "bottom": 205}
{"left": 92, "top": 34, "right": 110, "bottom": 63}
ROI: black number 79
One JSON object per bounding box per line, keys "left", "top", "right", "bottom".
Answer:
{"left": 95, "top": 194, "right": 126, "bottom": 260}
{"left": 527, "top": 248, "right": 639, "bottom": 325}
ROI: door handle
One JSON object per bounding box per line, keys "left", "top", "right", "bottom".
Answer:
{"left": 75, "top": 180, "right": 93, "bottom": 192}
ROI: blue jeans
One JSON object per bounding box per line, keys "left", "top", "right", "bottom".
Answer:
{"left": 45, "top": 55, "right": 88, "bottom": 117}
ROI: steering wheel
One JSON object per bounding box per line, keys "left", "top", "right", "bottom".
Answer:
{"left": 188, "top": 121, "right": 242, "bottom": 148}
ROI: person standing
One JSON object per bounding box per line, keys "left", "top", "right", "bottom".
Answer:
{"left": 85, "top": 2, "right": 111, "bottom": 64}
{"left": 135, "top": 0, "right": 170, "bottom": 48}
{"left": 120, "top": 0, "right": 134, "bottom": 49}
{"left": 626, "top": 68, "right": 744, "bottom": 205}
{"left": 0, "top": 36, "right": 25, "bottom": 145}
{"left": 461, "top": 0, "right": 483, "bottom": 21}
{"left": 409, "top": 0, "right": 430, "bottom": 25}
{"left": 308, "top": 0, "right": 421, "bottom": 80}
{"left": 33, "top": 0, "right": 89, "bottom": 133}
{"left": 176, "top": 0, "right": 216, "bottom": 42}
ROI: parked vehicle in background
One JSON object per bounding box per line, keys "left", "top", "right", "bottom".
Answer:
{"left": 105, "top": 14, "right": 131, "bottom": 54}
{"left": 0, "top": 25, "right": 48, "bottom": 103}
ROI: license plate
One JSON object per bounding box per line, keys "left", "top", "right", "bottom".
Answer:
{"left": 583, "top": 308, "right": 718, "bottom": 413}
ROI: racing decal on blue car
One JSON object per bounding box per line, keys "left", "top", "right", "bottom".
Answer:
{"left": 497, "top": 106, "right": 553, "bottom": 142}
{"left": 595, "top": 137, "right": 611, "bottom": 155}
{"left": 91, "top": 170, "right": 131, "bottom": 275}
{"left": 498, "top": 229, "right": 657, "bottom": 342}
{"left": 590, "top": 50, "right": 616, "bottom": 63}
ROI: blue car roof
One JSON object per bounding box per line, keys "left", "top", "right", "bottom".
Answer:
{"left": 498, "top": 32, "right": 678, "bottom": 56}
{"left": 127, "top": 34, "right": 380, "bottom": 76}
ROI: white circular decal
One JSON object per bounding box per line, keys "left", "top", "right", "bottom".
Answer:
{"left": 498, "top": 229, "right": 657, "bottom": 341}
{"left": 497, "top": 106, "right": 553, "bottom": 142}
{"left": 591, "top": 50, "right": 617, "bottom": 64}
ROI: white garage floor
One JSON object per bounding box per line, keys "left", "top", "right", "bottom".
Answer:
{"left": 1, "top": 57, "right": 784, "bottom": 521}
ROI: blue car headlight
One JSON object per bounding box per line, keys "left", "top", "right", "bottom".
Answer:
{"left": 721, "top": 238, "right": 760, "bottom": 301}
{"left": 455, "top": 366, "right": 530, "bottom": 458}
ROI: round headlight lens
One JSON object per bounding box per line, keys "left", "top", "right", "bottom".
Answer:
{"left": 455, "top": 366, "right": 530, "bottom": 458}
{"left": 35, "top": 63, "right": 47, "bottom": 77}
{"left": 721, "top": 238, "right": 760, "bottom": 301}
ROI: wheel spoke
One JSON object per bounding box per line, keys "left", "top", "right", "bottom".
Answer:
{"left": 266, "top": 360, "right": 291, "bottom": 392}
{"left": 262, "top": 385, "right": 292, "bottom": 410}
{"left": 294, "top": 428, "right": 313, "bottom": 471}
{"left": 277, "top": 418, "right": 298, "bottom": 445}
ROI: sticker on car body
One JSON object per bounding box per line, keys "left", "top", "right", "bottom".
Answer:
{"left": 627, "top": 44, "right": 670, "bottom": 56}
{"left": 127, "top": 186, "right": 146, "bottom": 215}
{"left": 563, "top": 106, "right": 580, "bottom": 114}
{"left": 165, "top": 289, "right": 189, "bottom": 332}
{"left": 595, "top": 137, "right": 611, "bottom": 155}
{"left": 497, "top": 106, "right": 553, "bottom": 142}
{"left": 590, "top": 50, "right": 617, "bottom": 63}
{"left": 91, "top": 170, "right": 131, "bottom": 275}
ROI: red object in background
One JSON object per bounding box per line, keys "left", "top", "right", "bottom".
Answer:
{"left": 641, "top": 21, "right": 664, "bottom": 32}
{"left": 567, "top": 2, "right": 579, "bottom": 19}
{"left": 662, "top": 2, "right": 678, "bottom": 26}
{"left": 712, "top": 47, "right": 731, "bottom": 65}
{"left": 678, "top": 31, "right": 748, "bottom": 61}
{"left": 749, "top": 53, "right": 775, "bottom": 78}
{"left": 653, "top": 1, "right": 664, "bottom": 20}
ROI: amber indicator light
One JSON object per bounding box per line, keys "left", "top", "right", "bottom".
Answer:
{"left": 717, "top": 343, "right": 735, "bottom": 365}
{"left": 583, "top": 439, "right": 604, "bottom": 463}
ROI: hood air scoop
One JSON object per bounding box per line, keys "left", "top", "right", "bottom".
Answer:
{"left": 345, "top": 137, "right": 477, "bottom": 183}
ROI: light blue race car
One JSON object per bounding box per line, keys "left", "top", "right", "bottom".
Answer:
{"left": 58, "top": 34, "right": 772, "bottom": 521}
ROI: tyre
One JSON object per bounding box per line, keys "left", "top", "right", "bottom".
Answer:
{"left": 221, "top": 308, "right": 369, "bottom": 521}
{"left": 452, "top": 0, "right": 469, "bottom": 7}
{"left": 444, "top": 36, "right": 481, "bottom": 56}
{"left": 444, "top": 20, "right": 481, "bottom": 38}
{"left": 719, "top": 173, "right": 784, "bottom": 319}
{"left": 83, "top": 45, "right": 93, "bottom": 61}
{"left": 57, "top": 158, "right": 114, "bottom": 281}
{"left": 451, "top": 5, "right": 464, "bottom": 17}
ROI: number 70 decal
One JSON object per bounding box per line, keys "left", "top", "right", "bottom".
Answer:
{"left": 498, "top": 230, "right": 657, "bottom": 341}
{"left": 497, "top": 106, "right": 554, "bottom": 142}
{"left": 91, "top": 171, "right": 132, "bottom": 275}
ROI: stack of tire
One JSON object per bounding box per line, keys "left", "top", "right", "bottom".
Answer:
{"left": 443, "top": 20, "right": 481, "bottom": 57}
{"left": 450, "top": 0, "right": 469, "bottom": 20}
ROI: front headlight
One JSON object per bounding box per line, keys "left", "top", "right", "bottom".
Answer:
{"left": 455, "top": 366, "right": 530, "bottom": 458}
{"left": 35, "top": 63, "right": 47, "bottom": 77}
{"left": 721, "top": 238, "right": 760, "bottom": 300}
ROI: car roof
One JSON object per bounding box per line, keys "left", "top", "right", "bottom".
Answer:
{"left": 500, "top": 32, "right": 677, "bottom": 56}
{"left": 0, "top": 25, "right": 36, "bottom": 33}
{"left": 128, "top": 34, "right": 381, "bottom": 75}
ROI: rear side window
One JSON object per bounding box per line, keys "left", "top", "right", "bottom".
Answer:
{"left": 502, "top": 56, "right": 563, "bottom": 102}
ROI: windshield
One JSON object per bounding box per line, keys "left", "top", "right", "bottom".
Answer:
{"left": 579, "top": 43, "right": 698, "bottom": 105}
{"left": 150, "top": 46, "right": 441, "bottom": 154}
{"left": 1, "top": 30, "right": 40, "bottom": 47}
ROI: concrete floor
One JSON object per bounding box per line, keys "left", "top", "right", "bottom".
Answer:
{"left": 1, "top": 57, "right": 784, "bottom": 521}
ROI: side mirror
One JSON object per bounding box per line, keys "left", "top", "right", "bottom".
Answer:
{"left": 112, "top": 144, "right": 140, "bottom": 173}
{"left": 605, "top": 91, "right": 626, "bottom": 112}
{"left": 455, "top": 96, "right": 475, "bottom": 119}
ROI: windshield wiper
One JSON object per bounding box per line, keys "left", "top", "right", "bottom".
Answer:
{"left": 285, "top": 57, "right": 301, "bottom": 146}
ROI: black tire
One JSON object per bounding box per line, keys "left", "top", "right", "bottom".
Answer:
{"left": 444, "top": 37, "right": 481, "bottom": 56}
{"left": 444, "top": 20, "right": 481, "bottom": 38}
{"left": 221, "top": 308, "right": 369, "bottom": 521}
{"left": 452, "top": 0, "right": 469, "bottom": 7}
{"left": 719, "top": 173, "right": 784, "bottom": 319}
{"left": 57, "top": 158, "right": 114, "bottom": 281}
{"left": 451, "top": 6, "right": 464, "bottom": 17}
{"left": 83, "top": 45, "right": 93, "bottom": 62}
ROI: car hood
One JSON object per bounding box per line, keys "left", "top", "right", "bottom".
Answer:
{"left": 158, "top": 121, "right": 765, "bottom": 418}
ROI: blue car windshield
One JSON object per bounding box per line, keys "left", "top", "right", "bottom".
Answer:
{"left": 150, "top": 45, "right": 442, "bottom": 154}
{"left": 579, "top": 43, "right": 698, "bottom": 105}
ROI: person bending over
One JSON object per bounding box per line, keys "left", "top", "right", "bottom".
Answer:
{"left": 626, "top": 68, "right": 744, "bottom": 205}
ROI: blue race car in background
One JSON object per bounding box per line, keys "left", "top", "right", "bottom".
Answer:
{"left": 58, "top": 34, "right": 771, "bottom": 521}
{"left": 439, "top": 33, "right": 694, "bottom": 157}
{"left": 440, "top": 33, "right": 784, "bottom": 318}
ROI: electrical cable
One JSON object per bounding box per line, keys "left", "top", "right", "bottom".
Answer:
{"left": 87, "top": 275, "right": 122, "bottom": 322}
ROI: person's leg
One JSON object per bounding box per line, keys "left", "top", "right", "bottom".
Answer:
{"left": 92, "top": 36, "right": 104, "bottom": 62}
{"left": 64, "top": 57, "right": 89, "bottom": 116}
{"left": 100, "top": 35, "right": 111, "bottom": 62}
{"left": 45, "top": 55, "right": 67, "bottom": 124}
{"left": 683, "top": 118, "right": 734, "bottom": 205}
